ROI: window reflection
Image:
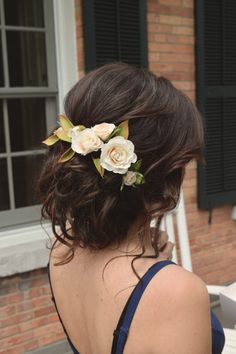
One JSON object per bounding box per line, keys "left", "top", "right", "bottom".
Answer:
{"left": 0, "top": 159, "right": 10, "bottom": 211}
{"left": 7, "top": 31, "right": 47, "bottom": 87}
{"left": 4, "top": 0, "right": 44, "bottom": 27}
{"left": 12, "top": 154, "right": 45, "bottom": 208}
{"left": 0, "top": 102, "right": 5, "bottom": 153}
{"left": 0, "top": 38, "right": 4, "bottom": 87}
{"left": 8, "top": 98, "right": 46, "bottom": 152}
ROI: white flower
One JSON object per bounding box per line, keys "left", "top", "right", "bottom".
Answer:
{"left": 100, "top": 136, "right": 137, "bottom": 174}
{"left": 92, "top": 123, "right": 116, "bottom": 141}
{"left": 71, "top": 128, "right": 103, "bottom": 156}
{"left": 123, "top": 171, "right": 137, "bottom": 186}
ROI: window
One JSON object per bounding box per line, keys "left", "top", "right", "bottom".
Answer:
{"left": 196, "top": 0, "right": 236, "bottom": 209}
{"left": 82, "top": 0, "right": 148, "bottom": 71}
{"left": 0, "top": 0, "right": 58, "bottom": 227}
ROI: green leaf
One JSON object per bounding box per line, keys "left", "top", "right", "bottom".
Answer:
{"left": 107, "top": 126, "right": 121, "bottom": 140}
{"left": 92, "top": 158, "right": 104, "bottom": 177}
{"left": 42, "top": 135, "right": 59, "bottom": 146}
{"left": 78, "top": 125, "right": 86, "bottom": 131}
{"left": 131, "top": 159, "right": 142, "bottom": 172}
{"left": 59, "top": 114, "right": 74, "bottom": 130}
{"left": 54, "top": 128, "right": 71, "bottom": 142}
{"left": 135, "top": 173, "right": 145, "bottom": 185}
{"left": 118, "top": 120, "right": 129, "bottom": 139}
{"left": 58, "top": 148, "right": 75, "bottom": 163}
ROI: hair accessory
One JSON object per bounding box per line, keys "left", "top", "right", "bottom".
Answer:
{"left": 43, "top": 115, "right": 145, "bottom": 190}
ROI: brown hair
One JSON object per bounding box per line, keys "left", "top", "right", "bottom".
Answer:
{"left": 38, "top": 62, "right": 203, "bottom": 266}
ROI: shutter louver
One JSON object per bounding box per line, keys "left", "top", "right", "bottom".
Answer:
{"left": 204, "top": 0, "right": 222, "bottom": 86}
{"left": 119, "top": 0, "right": 141, "bottom": 66}
{"left": 197, "top": 0, "right": 236, "bottom": 208}
{"left": 82, "top": 0, "right": 147, "bottom": 71}
{"left": 94, "top": 1, "right": 118, "bottom": 66}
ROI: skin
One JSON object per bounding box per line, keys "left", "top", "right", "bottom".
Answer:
{"left": 49, "top": 221, "right": 211, "bottom": 354}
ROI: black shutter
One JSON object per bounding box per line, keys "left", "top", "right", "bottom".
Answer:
{"left": 82, "top": 0, "right": 148, "bottom": 71}
{"left": 196, "top": 0, "right": 236, "bottom": 209}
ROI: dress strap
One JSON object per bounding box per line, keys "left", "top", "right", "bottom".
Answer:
{"left": 111, "top": 260, "right": 176, "bottom": 354}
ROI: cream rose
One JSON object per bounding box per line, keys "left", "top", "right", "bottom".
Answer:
{"left": 71, "top": 128, "right": 103, "bottom": 156}
{"left": 100, "top": 136, "right": 137, "bottom": 174}
{"left": 92, "top": 123, "right": 116, "bottom": 141}
{"left": 123, "top": 171, "right": 137, "bottom": 186}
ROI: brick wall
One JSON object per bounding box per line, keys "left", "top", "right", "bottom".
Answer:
{"left": 1, "top": 0, "right": 236, "bottom": 353}
{"left": 0, "top": 269, "right": 65, "bottom": 353}
{"left": 147, "top": 0, "right": 236, "bottom": 285}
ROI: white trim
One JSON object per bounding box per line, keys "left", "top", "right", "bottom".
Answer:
{"left": 0, "top": 224, "right": 52, "bottom": 276}
{"left": 53, "top": 0, "right": 78, "bottom": 112}
{"left": 0, "top": 0, "right": 78, "bottom": 276}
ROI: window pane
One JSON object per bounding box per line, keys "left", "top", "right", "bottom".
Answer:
{"left": 8, "top": 98, "right": 46, "bottom": 151}
{"left": 4, "top": 0, "right": 44, "bottom": 27}
{"left": 0, "top": 159, "right": 10, "bottom": 211}
{"left": 0, "top": 37, "right": 4, "bottom": 87}
{"left": 0, "top": 102, "right": 5, "bottom": 153}
{"left": 12, "top": 154, "right": 45, "bottom": 208}
{"left": 7, "top": 31, "right": 48, "bottom": 87}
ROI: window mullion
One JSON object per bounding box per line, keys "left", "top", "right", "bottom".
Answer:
{"left": 43, "top": 0, "right": 57, "bottom": 90}
{"left": 3, "top": 99, "right": 15, "bottom": 209}
{"left": 0, "top": 0, "right": 9, "bottom": 87}
{"left": 45, "top": 97, "right": 57, "bottom": 133}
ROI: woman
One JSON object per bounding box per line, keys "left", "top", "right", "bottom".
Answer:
{"left": 38, "top": 63, "right": 225, "bottom": 354}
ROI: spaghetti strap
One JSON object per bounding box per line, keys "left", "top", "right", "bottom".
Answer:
{"left": 111, "top": 260, "right": 176, "bottom": 354}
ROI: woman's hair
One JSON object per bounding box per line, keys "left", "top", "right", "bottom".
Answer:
{"left": 37, "top": 62, "right": 204, "bottom": 265}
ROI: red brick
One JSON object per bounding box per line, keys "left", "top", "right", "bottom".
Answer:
{"left": 153, "top": 33, "right": 168, "bottom": 43}
{"left": 147, "top": 1, "right": 158, "bottom": 13}
{"left": 156, "top": 4, "right": 193, "bottom": 18}
{"left": 7, "top": 293, "right": 24, "bottom": 305}
{"left": 0, "top": 305, "right": 16, "bottom": 318}
{"left": 0, "top": 312, "right": 34, "bottom": 328}
{"left": 159, "top": 0, "right": 182, "bottom": 5}
{"left": 24, "top": 339, "right": 39, "bottom": 351}
{"left": 183, "top": 0, "right": 193, "bottom": 8}
{"left": 1, "top": 331, "right": 33, "bottom": 350}
{"left": 0, "top": 296, "right": 8, "bottom": 307}
{"left": 152, "top": 43, "right": 194, "bottom": 54}
{"left": 19, "top": 316, "right": 49, "bottom": 332}
{"left": 25, "top": 288, "right": 42, "bottom": 299}
{"left": 38, "top": 332, "right": 65, "bottom": 347}
{"left": 158, "top": 53, "right": 194, "bottom": 64}
{"left": 0, "top": 325, "right": 19, "bottom": 340}
{"left": 147, "top": 13, "right": 158, "bottom": 23}
{"left": 3, "top": 347, "right": 24, "bottom": 354}
{"left": 173, "top": 81, "right": 195, "bottom": 91}
{"left": 172, "top": 25, "right": 194, "bottom": 35}
{"left": 154, "top": 24, "right": 173, "bottom": 34}
{"left": 34, "top": 305, "right": 55, "bottom": 318}
{"left": 158, "top": 14, "right": 183, "bottom": 26}
{"left": 33, "top": 322, "right": 63, "bottom": 338}
{"left": 167, "top": 34, "right": 194, "bottom": 44}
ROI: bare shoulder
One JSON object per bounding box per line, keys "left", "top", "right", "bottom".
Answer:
{"left": 151, "top": 263, "right": 209, "bottom": 300}
{"left": 143, "top": 264, "right": 211, "bottom": 354}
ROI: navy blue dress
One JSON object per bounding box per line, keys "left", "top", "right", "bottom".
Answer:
{"left": 48, "top": 260, "right": 225, "bottom": 354}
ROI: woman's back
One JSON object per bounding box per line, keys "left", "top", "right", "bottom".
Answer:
{"left": 49, "top": 241, "right": 212, "bottom": 354}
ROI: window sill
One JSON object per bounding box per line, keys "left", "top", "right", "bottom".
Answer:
{"left": 0, "top": 224, "right": 52, "bottom": 277}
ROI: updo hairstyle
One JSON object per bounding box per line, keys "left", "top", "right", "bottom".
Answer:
{"left": 37, "top": 62, "right": 204, "bottom": 263}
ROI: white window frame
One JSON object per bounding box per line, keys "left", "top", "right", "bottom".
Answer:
{"left": 0, "top": 0, "right": 58, "bottom": 227}
{"left": 0, "top": 0, "right": 78, "bottom": 276}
